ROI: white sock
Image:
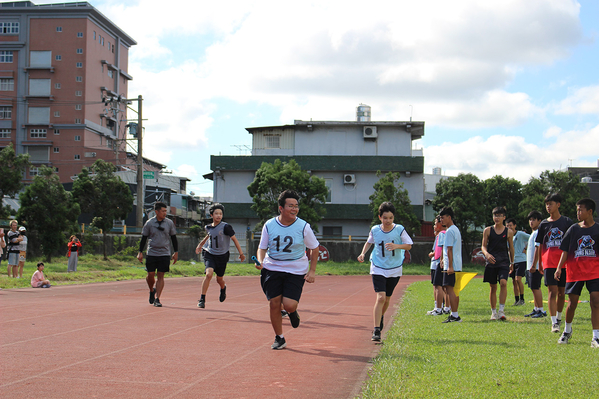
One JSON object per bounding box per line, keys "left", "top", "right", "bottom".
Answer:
{"left": 434, "top": 301, "right": 438, "bottom": 308}
{"left": 451, "top": 312, "right": 459, "bottom": 318}
{"left": 557, "top": 311, "right": 562, "bottom": 320}
{"left": 444, "top": 307, "right": 450, "bottom": 312}
{"left": 277, "top": 334, "right": 284, "bottom": 339}
{"left": 499, "top": 304, "right": 505, "bottom": 312}
{"left": 539, "top": 307, "right": 544, "bottom": 312}
{"left": 533, "top": 307, "right": 538, "bottom": 311}
{"left": 593, "top": 330, "right": 599, "bottom": 340}
{"left": 564, "top": 322, "right": 572, "bottom": 334}
{"left": 491, "top": 308, "right": 497, "bottom": 313}
{"left": 551, "top": 316, "right": 557, "bottom": 324}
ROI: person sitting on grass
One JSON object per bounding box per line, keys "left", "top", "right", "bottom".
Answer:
{"left": 31, "top": 262, "right": 51, "bottom": 288}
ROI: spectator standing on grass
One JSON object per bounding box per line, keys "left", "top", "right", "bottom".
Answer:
{"left": 31, "top": 262, "right": 51, "bottom": 288}
{"left": 524, "top": 211, "right": 547, "bottom": 319}
{"left": 439, "top": 207, "right": 463, "bottom": 323}
{"left": 17, "top": 226, "right": 28, "bottom": 279}
{"left": 426, "top": 215, "right": 446, "bottom": 316}
{"left": 506, "top": 218, "right": 529, "bottom": 306}
{"left": 0, "top": 228, "right": 6, "bottom": 272}
{"left": 6, "top": 220, "right": 22, "bottom": 278}
{"left": 137, "top": 202, "right": 178, "bottom": 308}
{"left": 67, "top": 235, "right": 82, "bottom": 272}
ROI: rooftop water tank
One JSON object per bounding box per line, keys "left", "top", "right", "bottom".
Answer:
{"left": 356, "top": 104, "right": 371, "bottom": 122}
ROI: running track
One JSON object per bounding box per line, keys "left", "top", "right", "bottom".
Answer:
{"left": 0, "top": 275, "right": 426, "bottom": 398}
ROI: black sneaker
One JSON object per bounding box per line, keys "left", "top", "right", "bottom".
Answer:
{"left": 149, "top": 288, "right": 155, "bottom": 304}
{"left": 524, "top": 309, "right": 538, "bottom": 317}
{"left": 513, "top": 300, "right": 520, "bottom": 306}
{"left": 219, "top": 285, "right": 227, "bottom": 302}
{"left": 153, "top": 298, "right": 162, "bottom": 307}
{"left": 557, "top": 331, "right": 572, "bottom": 344}
{"left": 271, "top": 335, "right": 287, "bottom": 350}
{"left": 289, "top": 310, "right": 300, "bottom": 328}
{"left": 531, "top": 310, "right": 547, "bottom": 318}
{"left": 281, "top": 310, "right": 288, "bottom": 318}
{"left": 372, "top": 328, "right": 381, "bottom": 341}
{"left": 380, "top": 315, "right": 384, "bottom": 330}
{"left": 442, "top": 315, "right": 462, "bottom": 323}
{"left": 197, "top": 299, "right": 205, "bottom": 308}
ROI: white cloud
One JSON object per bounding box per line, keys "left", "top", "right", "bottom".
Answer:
{"left": 543, "top": 126, "right": 562, "bottom": 138}
{"left": 555, "top": 85, "right": 599, "bottom": 115}
{"left": 424, "top": 123, "right": 599, "bottom": 183}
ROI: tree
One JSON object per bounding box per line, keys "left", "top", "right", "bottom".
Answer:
{"left": 483, "top": 175, "right": 523, "bottom": 227}
{"left": 247, "top": 159, "right": 327, "bottom": 230}
{"left": 368, "top": 171, "right": 420, "bottom": 235}
{"left": 72, "top": 160, "right": 134, "bottom": 259}
{"left": 433, "top": 173, "right": 486, "bottom": 259}
{"left": 0, "top": 143, "right": 30, "bottom": 218}
{"left": 17, "top": 166, "right": 80, "bottom": 262}
{"left": 519, "top": 170, "right": 590, "bottom": 222}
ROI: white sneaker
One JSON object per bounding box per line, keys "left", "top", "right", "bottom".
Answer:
{"left": 426, "top": 309, "right": 443, "bottom": 316}
{"left": 490, "top": 311, "right": 498, "bottom": 320}
{"left": 591, "top": 338, "right": 599, "bottom": 348}
{"left": 558, "top": 331, "right": 572, "bottom": 344}
{"left": 551, "top": 323, "right": 560, "bottom": 333}
{"left": 498, "top": 310, "right": 506, "bottom": 321}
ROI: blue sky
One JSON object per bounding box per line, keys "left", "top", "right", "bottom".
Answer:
{"left": 21, "top": 0, "right": 599, "bottom": 196}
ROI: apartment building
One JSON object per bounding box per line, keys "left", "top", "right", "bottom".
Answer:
{"left": 0, "top": 1, "right": 136, "bottom": 183}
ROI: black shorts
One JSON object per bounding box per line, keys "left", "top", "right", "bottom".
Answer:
{"left": 433, "top": 265, "right": 444, "bottom": 286}
{"left": 509, "top": 262, "right": 526, "bottom": 278}
{"left": 483, "top": 266, "right": 510, "bottom": 284}
{"left": 372, "top": 274, "right": 401, "bottom": 296}
{"left": 544, "top": 268, "right": 566, "bottom": 288}
{"left": 203, "top": 251, "right": 230, "bottom": 277}
{"left": 260, "top": 268, "right": 306, "bottom": 302}
{"left": 146, "top": 255, "right": 170, "bottom": 273}
{"left": 565, "top": 278, "right": 599, "bottom": 296}
{"left": 527, "top": 270, "right": 543, "bottom": 290}
{"left": 442, "top": 272, "right": 455, "bottom": 287}
{"left": 430, "top": 269, "right": 435, "bottom": 284}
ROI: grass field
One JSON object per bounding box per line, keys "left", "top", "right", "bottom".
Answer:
{"left": 360, "top": 279, "right": 598, "bottom": 399}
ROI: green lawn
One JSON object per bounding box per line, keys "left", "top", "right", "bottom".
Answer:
{"left": 360, "top": 279, "right": 598, "bottom": 398}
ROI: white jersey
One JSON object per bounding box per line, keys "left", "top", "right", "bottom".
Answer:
{"left": 527, "top": 229, "right": 539, "bottom": 271}
{"left": 367, "top": 224, "right": 413, "bottom": 278}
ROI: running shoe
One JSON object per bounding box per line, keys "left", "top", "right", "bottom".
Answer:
{"left": 490, "top": 311, "right": 498, "bottom": 320}
{"left": 558, "top": 331, "right": 572, "bottom": 344}
{"left": 153, "top": 298, "right": 162, "bottom": 307}
{"left": 524, "top": 309, "right": 538, "bottom": 317}
{"left": 443, "top": 308, "right": 451, "bottom": 314}
{"left": 281, "top": 310, "right": 288, "bottom": 318}
{"left": 513, "top": 300, "right": 520, "bottom": 306}
{"left": 372, "top": 329, "right": 381, "bottom": 341}
{"left": 289, "top": 310, "right": 300, "bottom": 328}
{"left": 516, "top": 299, "right": 525, "bottom": 306}
{"left": 219, "top": 285, "right": 227, "bottom": 302}
{"left": 426, "top": 309, "right": 443, "bottom": 316}
{"left": 591, "top": 338, "right": 599, "bottom": 348}
{"left": 531, "top": 311, "right": 547, "bottom": 318}
{"left": 197, "top": 299, "right": 205, "bottom": 308}
{"left": 498, "top": 310, "right": 506, "bottom": 321}
{"left": 149, "top": 288, "right": 155, "bottom": 304}
{"left": 271, "top": 335, "right": 287, "bottom": 350}
{"left": 442, "top": 315, "right": 462, "bottom": 323}
{"left": 551, "top": 323, "right": 560, "bottom": 333}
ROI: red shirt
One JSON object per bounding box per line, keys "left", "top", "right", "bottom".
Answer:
{"left": 559, "top": 223, "right": 599, "bottom": 282}
{"left": 535, "top": 216, "right": 574, "bottom": 269}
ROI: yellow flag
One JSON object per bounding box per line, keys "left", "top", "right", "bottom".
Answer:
{"left": 454, "top": 272, "right": 477, "bottom": 295}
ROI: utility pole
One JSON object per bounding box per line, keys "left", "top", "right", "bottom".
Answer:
{"left": 135, "top": 95, "right": 143, "bottom": 229}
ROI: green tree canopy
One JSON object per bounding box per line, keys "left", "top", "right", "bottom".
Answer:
{"left": 0, "top": 143, "right": 30, "bottom": 218}
{"left": 368, "top": 171, "right": 420, "bottom": 235}
{"left": 247, "top": 159, "right": 327, "bottom": 231}
{"left": 72, "top": 160, "right": 134, "bottom": 259}
{"left": 519, "top": 170, "right": 590, "bottom": 223}
{"left": 483, "top": 175, "right": 523, "bottom": 227}
{"left": 433, "top": 173, "right": 486, "bottom": 257}
{"left": 17, "top": 166, "right": 80, "bottom": 262}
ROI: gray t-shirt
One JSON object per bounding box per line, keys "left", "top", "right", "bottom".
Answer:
{"left": 141, "top": 216, "right": 177, "bottom": 257}
{"left": 204, "top": 222, "right": 235, "bottom": 256}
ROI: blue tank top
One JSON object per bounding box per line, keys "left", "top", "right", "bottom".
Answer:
{"left": 370, "top": 224, "right": 405, "bottom": 269}
{"left": 265, "top": 217, "right": 308, "bottom": 261}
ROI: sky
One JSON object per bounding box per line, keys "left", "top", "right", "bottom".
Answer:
{"left": 18, "top": 0, "right": 599, "bottom": 196}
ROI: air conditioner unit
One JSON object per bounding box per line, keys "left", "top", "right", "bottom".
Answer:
{"left": 91, "top": 152, "right": 96, "bottom": 157}
{"left": 344, "top": 174, "right": 356, "bottom": 184}
{"left": 363, "top": 126, "right": 377, "bottom": 139}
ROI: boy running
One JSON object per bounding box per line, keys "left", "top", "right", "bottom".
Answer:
{"left": 358, "top": 202, "right": 413, "bottom": 341}
{"left": 195, "top": 203, "right": 246, "bottom": 308}
{"left": 481, "top": 207, "right": 515, "bottom": 321}
{"left": 439, "top": 207, "right": 463, "bottom": 323}
{"left": 534, "top": 193, "right": 574, "bottom": 333}
{"left": 525, "top": 211, "right": 546, "bottom": 318}
{"left": 506, "top": 218, "right": 529, "bottom": 306}
{"left": 554, "top": 198, "right": 599, "bottom": 347}
{"left": 426, "top": 215, "right": 446, "bottom": 316}
{"left": 255, "top": 190, "right": 319, "bottom": 350}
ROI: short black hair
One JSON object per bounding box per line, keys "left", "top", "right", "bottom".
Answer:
{"left": 154, "top": 201, "right": 167, "bottom": 211}
{"left": 439, "top": 207, "right": 454, "bottom": 219}
{"left": 209, "top": 203, "right": 225, "bottom": 215}
{"left": 378, "top": 201, "right": 396, "bottom": 216}
{"left": 576, "top": 198, "right": 596, "bottom": 213}
{"left": 544, "top": 192, "right": 563, "bottom": 204}
{"left": 492, "top": 206, "right": 506, "bottom": 216}
{"left": 278, "top": 190, "right": 300, "bottom": 208}
{"left": 37, "top": 262, "right": 44, "bottom": 268}
{"left": 506, "top": 218, "right": 517, "bottom": 225}
{"left": 527, "top": 210, "right": 543, "bottom": 221}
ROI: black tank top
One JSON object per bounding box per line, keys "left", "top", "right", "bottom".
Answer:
{"left": 487, "top": 226, "right": 509, "bottom": 267}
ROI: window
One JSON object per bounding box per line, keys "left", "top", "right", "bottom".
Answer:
{"left": 101, "top": 37, "right": 104, "bottom": 46}
{"left": 108, "top": 41, "right": 110, "bottom": 50}
{"left": 75, "top": 104, "right": 82, "bottom": 110}
{"left": 29, "top": 79, "right": 51, "bottom": 96}
{"left": 0, "top": 129, "right": 10, "bottom": 138}
{"left": 53, "top": 147, "right": 59, "bottom": 153}
{"left": 0, "top": 106, "right": 12, "bottom": 119}
{"left": 75, "top": 90, "right": 82, "bottom": 96}
{"left": 27, "top": 146, "right": 49, "bottom": 163}
{"left": 55, "top": 83, "right": 61, "bottom": 89}
{"left": 324, "top": 178, "right": 332, "bottom": 203}
{"left": 30, "top": 129, "right": 47, "bottom": 138}
{"left": 0, "top": 78, "right": 14, "bottom": 91}
{"left": 0, "top": 51, "right": 13, "bottom": 63}
{"left": 112, "top": 44, "right": 114, "bottom": 53}
{"left": 76, "top": 76, "right": 82, "bottom": 82}
{"left": 265, "top": 134, "right": 280, "bottom": 148}
{"left": 74, "top": 154, "right": 80, "bottom": 160}
{"left": 77, "top": 32, "right": 83, "bottom": 38}
{"left": 30, "top": 167, "right": 39, "bottom": 177}
{"left": 0, "top": 22, "right": 19, "bottom": 34}
{"left": 74, "top": 135, "right": 81, "bottom": 141}
{"left": 93, "top": 31, "right": 96, "bottom": 40}
{"left": 76, "top": 48, "right": 83, "bottom": 54}
{"left": 54, "top": 111, "right": 60, "bottom": 117}
{"left": 74, "top": 119, "right": 81, "bottom": 124}
{"left": 28, "top": 107, "right": 50, "bottom": 124}
{"left": 54, "top": 129, "right": 60, "bottom": 135}
{"left": 76, "top": 62, "right": 83, "bottom": 68}
{"left": 56, "top": 26, "right": 62, "bottom": 32}
{"left": 54, "top": 167, "right": 59, "bottom": 172}
{"left": 107, "top": 70, "right": 113, "bottom": 78}
{"left": 55, "top": 55, "right": 61, "bottom": 61}
{"left": 106, "top": 138, "right": 113, "bottom": 149}
{"left": 322, "top": 226, "right": 343, "bottom": 238}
